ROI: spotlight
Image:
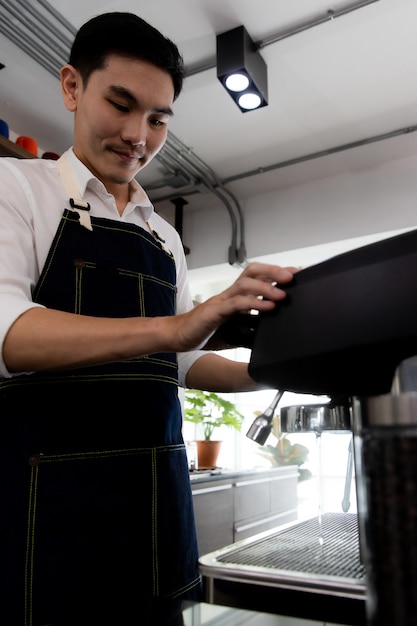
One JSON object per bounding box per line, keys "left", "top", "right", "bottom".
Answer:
{"left": 216, "top": 25, "right": 268, "bottom": 113}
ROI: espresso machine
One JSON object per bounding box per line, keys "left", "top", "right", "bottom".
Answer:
{"left": 220, "top": 227, "right": 417, "bottom": 626}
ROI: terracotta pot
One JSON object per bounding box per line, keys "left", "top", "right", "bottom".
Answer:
{"left": 196, "top": 440, "right": 222, "bottom": 470}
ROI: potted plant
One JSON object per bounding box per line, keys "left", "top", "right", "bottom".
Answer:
{"left": 184, "top": 389, "right": 245, "bottom": 469}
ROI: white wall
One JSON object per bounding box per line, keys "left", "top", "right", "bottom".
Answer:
{"left": 176, "top": 132, "right": 417, "bottom": 284}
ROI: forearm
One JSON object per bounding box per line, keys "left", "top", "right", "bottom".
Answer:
{"left": 185, "top": 352, "right": 270, "bottom": 393}
{"left": 3, "top": 262, "right": 296, "bottom": 375}
{"left": 3, "top": 307, "right": 175, "bottom": 373}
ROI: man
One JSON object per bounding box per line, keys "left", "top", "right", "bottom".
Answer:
{"left": 0, "top": 12, "right": 295, "bottom": 625}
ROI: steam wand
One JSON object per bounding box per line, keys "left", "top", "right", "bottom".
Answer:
{"left": 246, "top": 389, "right": 285, "bottom": 445}
{"left": 341, "top": 436, "right": 354, "bottom": 512}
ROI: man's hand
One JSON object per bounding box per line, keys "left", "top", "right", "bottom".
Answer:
{"left": 169, "top": 263, "right": 296, "bottom": 353}
{"left": 4, "top": 263, "right": 297, "bottom": 373}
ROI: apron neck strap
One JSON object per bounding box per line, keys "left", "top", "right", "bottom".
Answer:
{"left": 57, "top": 153, "right": 92, "bottom": 231}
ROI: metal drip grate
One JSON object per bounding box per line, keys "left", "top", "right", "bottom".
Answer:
{"left": 217, "top": 512, "right": 365, "bottom": 581}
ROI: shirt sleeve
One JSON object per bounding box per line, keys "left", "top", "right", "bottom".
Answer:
{"left": 0, "top": 159, "right": 46, "bottom": 378}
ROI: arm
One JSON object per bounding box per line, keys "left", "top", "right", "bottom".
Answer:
{"left": 3, "top": 263, "right": 295, "bottom": 374}
{"left": 184, "top": 352, "right": 269, "bottom": 393}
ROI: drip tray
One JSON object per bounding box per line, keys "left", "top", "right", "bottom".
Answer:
{"left": 199, "top": 513, "right": 366, "bottom": 623}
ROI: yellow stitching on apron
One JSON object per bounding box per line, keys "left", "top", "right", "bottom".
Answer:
{"left": 25, "top": 465, "right": 39, "bottom": 626}
{"left": 23, "top": 444, "right": 194, "bottom": 619}
{"left": 170, "top": 576, "right": 202, "bottom": 600}
{"left": 37, "top": 444, "right": 184, "bottom": 464}
{"left": 33, "top": 218, "right": 67, "bottom": 298}
{"left": 63, "top": 215, "right": 172, "bottom": 258}
{"left": 0, "top": 372, "right": 180, "bottom": 391}
{"left": 151, "top": 448, "right": 159, "bottom": 595}
{"left": 71, "top": 266, "right": 174, "bottom": 318}
{"left": 138, "top": 274, "right": 145, "bottom": 317}
{"left": 118, "top": 269, "right": 175, "bottom": 291}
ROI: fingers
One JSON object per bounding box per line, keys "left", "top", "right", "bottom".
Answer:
{"left": 238, "top": 262, "right": 297, "bottom": 285}
{"left": 173, "top": 263, "right": 297, "bottom": 353}
{"left": 226, "top": 263, "right": 296, "bottom": 304}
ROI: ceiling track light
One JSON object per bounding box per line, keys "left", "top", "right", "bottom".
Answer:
{"left": 216, "top": 25, "right": 268, "bottom": 113}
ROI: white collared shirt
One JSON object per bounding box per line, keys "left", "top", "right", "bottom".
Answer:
{"left": 0, "top": 147, "right": 203, "bottom": 383}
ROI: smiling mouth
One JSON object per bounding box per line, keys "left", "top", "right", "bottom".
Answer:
{"left": 111, "top": 147, "right": 145, "bottom": 164}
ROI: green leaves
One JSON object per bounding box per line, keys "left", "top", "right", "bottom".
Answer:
{"left": 256, "top": 436, "right": 309, "bottom": 467}
{"left": 184, "top": 389, "right": 245, "bottom": 440}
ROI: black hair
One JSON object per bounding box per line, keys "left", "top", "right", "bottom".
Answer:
{"left": 69, "top": 12, "right": 185, "bottom": 100}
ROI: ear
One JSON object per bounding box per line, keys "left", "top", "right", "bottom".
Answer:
{"left": 60, "top": 64, "right": 80, "bottom": 112}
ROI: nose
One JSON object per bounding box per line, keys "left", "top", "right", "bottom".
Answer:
{"left": 121, "top": 115, "right": 147, "bottom": 147}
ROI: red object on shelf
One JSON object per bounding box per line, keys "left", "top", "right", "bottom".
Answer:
{"left": 16, "top": 135, "right": 38, "bottom": 156}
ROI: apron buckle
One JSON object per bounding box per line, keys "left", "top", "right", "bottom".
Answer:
{"left": 69, "top": 198, "right": 93, "bottom": 231}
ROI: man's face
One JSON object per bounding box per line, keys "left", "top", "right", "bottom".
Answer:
{"left": 65, "top": 54, "right": 175, "bottom": 193}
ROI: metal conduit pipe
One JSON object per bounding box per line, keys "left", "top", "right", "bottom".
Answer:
{"left": 153, "top": 125, "right": 417, "bottom": 262}
{"left": 185, "top": 0, "right": 381, "bottom": 77}
{"left": 14, "top": 0, "right": 75, "bottom": 46}
{"left": 0, "top": 19, "right": 60, "bottom": 77}
{"left": 151, "top": 123, "right": 417, "bottom": 265}
{"left": 156, "top": 142, "right": 242, "bottom": 265}
{"left": 156, "top": 133, "right": 247, "bottom": 263}
{"left": 256, "top": 0, "right": 380, "bottom": 49}
{"left": 0, "top": 0, "right": 75, "bottom": 78}
{"left": 222, "top": 125, "right": 417, "bottom": 185}
{"left": 157, "top": 134, "right": 239, "bottom": 265}
{"left": 168, "top": 134, "right": 247, "bottom": 251}
{"left": 36, "top": 0, "right": 77, "bottom": 34}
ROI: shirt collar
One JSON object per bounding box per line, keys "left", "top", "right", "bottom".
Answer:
{"left": 65, "top": 147, "right": 154, "bottom": 222}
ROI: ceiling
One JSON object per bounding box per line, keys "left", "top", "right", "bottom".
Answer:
{"left": 1, "top": 0, "right": 417, "bottom": 250}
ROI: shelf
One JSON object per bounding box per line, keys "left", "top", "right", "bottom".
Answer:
{"left": 0, "top": 135, "right": 37, "bottom": 159}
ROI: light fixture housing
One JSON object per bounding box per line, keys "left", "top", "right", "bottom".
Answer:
{"left": 216, "top": 25, "right": 268, "bottom": 113}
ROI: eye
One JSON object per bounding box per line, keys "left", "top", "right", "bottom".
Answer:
{"left": 149, "top": 114, "right": 170, "bottom": 128}
{"left": 110, "top": 100, "right": 129, "bottom": 113}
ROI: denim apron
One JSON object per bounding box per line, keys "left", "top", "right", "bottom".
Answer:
{"left": 0, "top": 158, "right": 200, "bottom": 625}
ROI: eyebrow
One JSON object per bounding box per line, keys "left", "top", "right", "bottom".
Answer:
{"left": 108, "top": 85, "right": 174, "bottom": 117}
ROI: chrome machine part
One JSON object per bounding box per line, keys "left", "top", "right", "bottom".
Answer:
{"left": 279, "top": 401, "right": 352, "bottom": 434}
{"left": 246, "top": 389, "right": 284, "bottom": 445}
{"left": 341, "top": 437, "right": 354, "bottom": 513}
